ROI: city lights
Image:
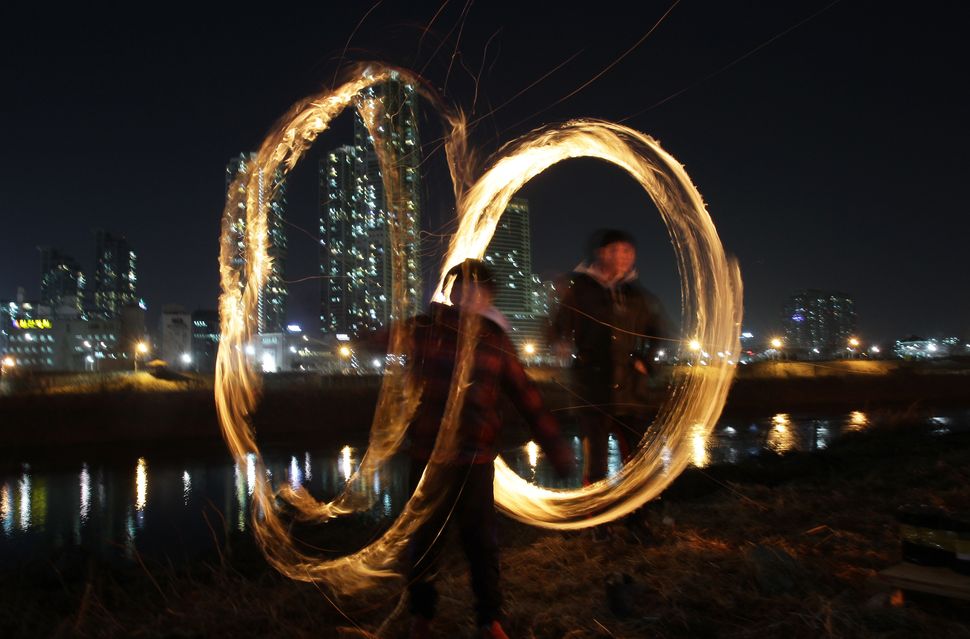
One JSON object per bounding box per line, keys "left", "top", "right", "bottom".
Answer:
{"left": 338, "top": 345, "right": 352, "bottom": 359}
{"left": 770, "top": 338, "right": 783, "bottom": 349}
{"left": 848, "top": 337, "right": 860, "bottom": 348}
{"left": 688, "top": 339, "right": 702, "bottom": 352}
{"left": 523, "top": 342, "right": 536, "bottom": 355}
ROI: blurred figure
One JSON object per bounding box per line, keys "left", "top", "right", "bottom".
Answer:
{"left": 551, "top": 229, "right": 672, "bottom": 484}
{"left": 405, "top": 259, "right": 574, "bottom": 639}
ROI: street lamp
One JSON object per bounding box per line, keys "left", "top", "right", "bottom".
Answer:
{"left": 848, "top": 337, "right": 860, "bottom": 348}
{"left": 338, "top": 345, "right": 352, "bottom": 359}
{"left": 1, "top": 356, "right": 15, "bottom": 371}
{"left": 134, "top": 341, "right": 149, "bottom": 372}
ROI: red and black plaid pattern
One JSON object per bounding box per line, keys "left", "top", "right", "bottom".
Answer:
{"left": 408, "top": 303, "right": 569, "bottom": 470}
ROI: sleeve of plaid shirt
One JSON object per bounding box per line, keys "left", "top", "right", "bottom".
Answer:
{"left": 498, "top": 334, "right": 575, "bottom": 477}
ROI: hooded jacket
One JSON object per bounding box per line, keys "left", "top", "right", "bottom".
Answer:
{"left": 551, "top": 263, "right": 672, "bottom": 410}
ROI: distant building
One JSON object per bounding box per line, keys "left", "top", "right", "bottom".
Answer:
{"left": 319, "top": 74, "right": 422, "bottom": 337}
{"left": 226, "top": 153, "right": 288, "bottom": 334}
{"left": 3, "top": 307, "right": 56, "bottom": 370}
{"left": 485, "top": 199, "right": 532, "bottom": 314}
{"left": 1, "top": 297, "right": 125, "bottom": 372}
{"left": 160, "top": 305, "right": 192, "bottom": 369}
{"left": 319, "top": 146, "right": 359, "bottom": 335}
{"left": 92, "top": 230, "right": 138, "bottom": 319}
{"left": 39, "top": 247, "right": 85, "bottom": 318}
{"left": 191, "top": 310, "right": 220, "bottom": 373}
{"left": 119, "top": 304, "right": 148, "bottom": 360}
{"left": 894, "top": 336, "right": 961, "bottom": 360}
{"left": 482, "top": 198, "right": 551, "bottom": 358}
{"left": 782, "top": 290, "right": 856, "bottom": 358}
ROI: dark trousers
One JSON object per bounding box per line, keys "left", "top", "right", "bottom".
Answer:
{"left": 580, "top": 411, "right": 635, "bottom": 484}
{"left": 406, "top": 461, "right": 501, "bottom": 626}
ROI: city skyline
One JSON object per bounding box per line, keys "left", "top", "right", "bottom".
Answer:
{"left": 2, "top": 2, "right": 968, "bottom": 342}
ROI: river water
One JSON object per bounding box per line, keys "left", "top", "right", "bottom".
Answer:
{"left": 1, "top": 409, "right": 966, "bottom": 570}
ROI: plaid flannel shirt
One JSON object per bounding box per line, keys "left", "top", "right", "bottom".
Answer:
{"left": 408, "top": 302, "right": 570, "bottom": 470}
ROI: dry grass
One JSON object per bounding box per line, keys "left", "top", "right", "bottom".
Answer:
{"left": 3, "top": 423, "right": 970, "bottom": 638}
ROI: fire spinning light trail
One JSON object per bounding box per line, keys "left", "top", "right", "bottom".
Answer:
{"left": 216, "top": 63, "right": 741, "bottom": 595}
{"left": 435, "top": 120, "right": 742, "bottom": 528}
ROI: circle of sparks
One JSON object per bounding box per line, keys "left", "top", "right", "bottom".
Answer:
{"left": 435, "top": 120, "right": 742, "bottom": 529}
{"left": 215, "top": 64, "right": 742, "bottom": 595}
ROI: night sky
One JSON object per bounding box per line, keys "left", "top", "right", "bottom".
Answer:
{"left": 3, "top": 1, "right": 968, "bottom": 343}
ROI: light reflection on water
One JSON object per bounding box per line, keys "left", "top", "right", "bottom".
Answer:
{"left": 1, "top": 409, "right": 968, "bottom": 567}
{"left": 80, "top": 464, "right": 91, "bottom": 524}
{"left": 691, "top": 424, "right": 709, "bottom": 468}
{"left": 1, "top": 483, "right": 11, "bottom": 535}
{"left": 135, "top": 457, "right": 148, "bottom": 512}
{"left": 19, "top": 473, "right": 31, "bottom": 531}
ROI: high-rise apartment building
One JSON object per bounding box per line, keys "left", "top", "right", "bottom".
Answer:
{"left": 485, "top": 199, "right": 532, "bottom": 314}
{"left": 160, "top": 305, "right": 192, "bottom": 369}
{"left": 782, "top": 290, "right": 857, "bottom": 357}
{"left": 226, "top": 153, "right": 288, "bottom": 334}
{"left": 39, "top": 247, "right": 85, "bottom": 317}
{"left": 319, "top": 75, "right": 422, "bottom": 336}
{"left": 191, "top": 310, "right": 220, "bottom": 373}
{"left": 483, "top": 198, "right": 551, "bottom": 355}
{"left": 92, "top": 230, "right": 137, "bottom": 319}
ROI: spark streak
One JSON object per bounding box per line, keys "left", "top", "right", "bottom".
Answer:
{"left": 215, "top": 62, "right": 741, "bottom": 593}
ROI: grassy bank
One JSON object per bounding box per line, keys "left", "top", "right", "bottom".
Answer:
{"left": 3, "top": 421, "right": 969, "bottom": 638}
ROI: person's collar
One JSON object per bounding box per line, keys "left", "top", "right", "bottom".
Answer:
{"left": 429, "top": 301, "right": 511, "bottom": 332}
{"left": 574, "top": 261, "right": 638, "bottom": 288}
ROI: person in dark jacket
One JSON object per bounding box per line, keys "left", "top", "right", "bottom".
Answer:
{"left": 405, "top": 259, "right": 574, "bottom": 639}
{"left": 551, "top": 229, "right": 672, "bottom": 484}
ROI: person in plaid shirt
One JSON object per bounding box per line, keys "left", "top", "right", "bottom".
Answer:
{"left": 404, "top": 259, "right": 574, "bottom": 639}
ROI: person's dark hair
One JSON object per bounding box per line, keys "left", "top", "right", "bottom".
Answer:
{"left": 598, "top": 229, "right": 637, "bottom": 249}
{"left": 447, "top": 259, "right": 496, "bottom": 304}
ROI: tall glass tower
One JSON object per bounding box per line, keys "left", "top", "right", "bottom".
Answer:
{"left": 783, "top": 290, "right": 857, "bottom": 357}
{"left": 483, "top": 198, "right": 550, "bottom": 354}
{"left": 320, "top": 75, "right": 422, "bottom": 336}
{"left": 226, "top": 153, "right": 288, "bottom": 334}
{"left": 92, "top": 231, "right": 137, "bottom": 319}
{"left": 39, "top": 247, "right": 85, "bottom": 317}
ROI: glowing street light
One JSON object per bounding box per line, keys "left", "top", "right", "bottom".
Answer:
{"left": 338, "top": 345, "right": 352, "bottom": 359}
{"left": 2, "top": 356, "right": 15, "bottom": 369}
{"left": 523, "top": 342, "right": 536, "bottom": 356}
{"left": 688, "top": 339, "right": 702, "bottom": 352}
{"left": 848, "top": 337, "right": 860, "bottom": 348}
{"left": 181, "top": 353, "right": 192, "bottom": 365}
{"left": 770, "top": 338, "right": 783, "bottom": 349}
{"left": 134, "top": 341, "right": 149, "bottom": 372}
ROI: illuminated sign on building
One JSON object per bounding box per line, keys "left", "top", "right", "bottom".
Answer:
{"left": 13, "top": 319, "right": 53, "bottom": 330}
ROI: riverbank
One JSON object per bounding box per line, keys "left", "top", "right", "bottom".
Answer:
{"left": 1, "top": 361, "right": 969, "bottom": 452}
{"left": 3, "top": 420, "right": 969, "bottom": 638}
